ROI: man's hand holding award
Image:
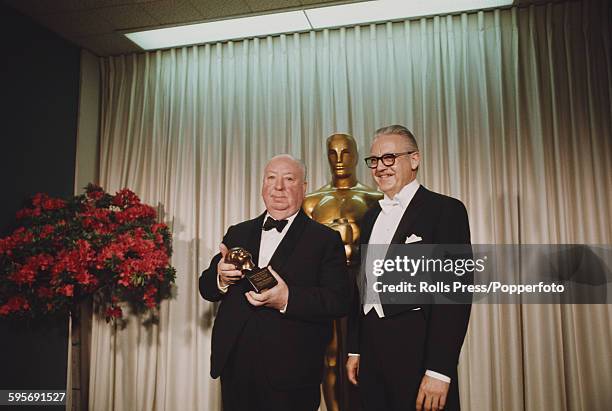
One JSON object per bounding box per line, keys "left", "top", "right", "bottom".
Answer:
{"left": 217, "top": 242, "right": 288, "bottom": 311}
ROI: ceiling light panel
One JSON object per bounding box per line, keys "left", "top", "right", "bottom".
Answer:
{"left": 124, "top": 0, "right": 514, "bottom": 50}
{"left": 305, "top": 0, "right": 514, "bottom": 29}
{"left": 125, "top": 10, "right": 311, "bottom": 50}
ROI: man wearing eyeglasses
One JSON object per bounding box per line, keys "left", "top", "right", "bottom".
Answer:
{"left": 346, "top": 125, "right": 471, "bottom": 411}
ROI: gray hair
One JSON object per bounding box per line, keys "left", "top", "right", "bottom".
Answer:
{"left": 373, "top": 125, "right": 419, "bottom": 152}
{"left": 267, "top": 154, "right": 307, "bottom": 180}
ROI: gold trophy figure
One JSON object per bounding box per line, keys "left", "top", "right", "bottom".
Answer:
{"left": 303, "top": 133, "right": 382, "bottom": 411}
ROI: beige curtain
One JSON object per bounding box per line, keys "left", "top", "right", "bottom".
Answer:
{"left": 88, "top": 1, "right": 612, "bottom": 410}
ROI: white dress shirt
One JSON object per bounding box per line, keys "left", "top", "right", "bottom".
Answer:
{"left": 363, "top": 179, "right": 420, "bottom": 317}
{"left": 350, "top": 180, "right": 451, "bottom": 384}
{"left": 258, "top": 211, "right": 298, "bottom": 267}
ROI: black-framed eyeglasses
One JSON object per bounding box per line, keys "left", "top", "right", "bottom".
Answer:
{"left": 364, "top": 151, "right": 416, "bottom": 169}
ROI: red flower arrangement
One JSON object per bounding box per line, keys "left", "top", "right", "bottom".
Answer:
{"left": 0, "top": 184, "right": 176, "bottom": 321}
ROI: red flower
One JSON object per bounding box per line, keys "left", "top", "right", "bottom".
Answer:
{"left": 28, "top": 254, "right": 54, "bottom": 271}
{"left": 97, "top": 241, "right": 128, "bottom": 265}
{"left": 16, "top": 207, "right": 42, "bottom": 219}
{"left": 39, "top": 224, "right": 55, "bottom": 238}
{"left": 75, "top": 240, "right": 93, "bottom": 261}
{"left": 9, "top": 266, "right": 36, "bottom": 285}
{"left": 118, "top": 272, "right": 132, "bottom": 287}
{"left": 90, "top": 191, "right": 104, "bottom": 201}
{"left": 114, "top": 204, "right": 156, "bottom": 224}
{"left": 21, "top": 231, "right": 34, "bottom": 244}
{"left": 105, "top": 306, "right": 122, "bottom": 318}
{"left": 6, "top": 227, "right": 35, "bottom": 248}
{"left": 31, "top": 193, "right": 46, "bottom": 207}
{"left": 143, "top": 285, "right": 158, "bottom": 308}
{"left": 75, "top": 271, "right": 97, "bottom": 286}
{"left": 23, "top": 193, "right": 65, "bottom": 211}
{"left": 52, "top": 241, "right": 94, "bottom": 279}
{"left": 61, "top": 285, "right": 74, "bottom": 297}
{"left": 80, "top": 208, "right": 112, "bottom": 231}
{"left": 151, "top": 223, "right": 167, "bottom": 233}
{"left": 42, "top": 197, "right": 66, "bottom": 210}
{"left": 15, "top": 208, "right": 30, "bottom": 219}
{"left": 112, "top": 189, "right": 141, "bottom": 208}
{"left": 0, "top": 185, "right": 175, "bottom": 321}
{"left": 0, "top": 296, "right": 30, "bottom": 316}
{"left": 86, "top": 185, "right": 105, "bottom": 201}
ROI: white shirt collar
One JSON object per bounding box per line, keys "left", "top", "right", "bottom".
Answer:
{"left": 381, "top": 179, "right": 420, "bottom": 209}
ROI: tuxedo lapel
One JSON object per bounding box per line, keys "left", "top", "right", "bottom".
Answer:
{"left": 247, "top": 212, "right": 266, "bottom": 266}
{"left": 390, "top": 185, "right": 428, "bottom": 244}
{"left": 268, "top": 209, "right": 309, "bottom": 278}
{"left": 361, "top": 204, "right": 382, "bottom": 245}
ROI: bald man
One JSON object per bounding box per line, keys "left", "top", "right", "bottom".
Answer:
{"left": 199, "top": 154, "right": 350, "bottom": 411}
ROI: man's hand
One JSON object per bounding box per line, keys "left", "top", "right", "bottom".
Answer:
{"left": 217, "top": 243, "right": 243, "bottom": 287}
{"left": 346, "top": 356, "right": 360, "bottom": 386}
{"left": 244, "top": 266, "right": 288, "bottom": 310}
{"left": 416, "top": 374, "right": 450, "bottom": 411}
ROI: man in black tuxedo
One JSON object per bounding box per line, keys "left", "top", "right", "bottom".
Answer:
{"left": 199, "top": 154, "right": 350, "bottom": 411}
{"left": 346, "top": 125, "right": 471, "bottom": 411}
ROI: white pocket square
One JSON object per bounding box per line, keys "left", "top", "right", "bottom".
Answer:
{"left": 405, "top": 234, "right": 423, "bottom": 244}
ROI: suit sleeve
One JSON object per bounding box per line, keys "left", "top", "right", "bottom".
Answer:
{"left": 284, "top": 230, "right": 350, "bottom": 320}
{"left": 424, "top": 199, "right": 472, "bottom": 378}
{"left": 199, "top": 226, "right": 234, "bottom": 302}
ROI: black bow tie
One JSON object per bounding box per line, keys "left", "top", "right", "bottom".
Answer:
{"left": 263, "top": 216, "right": 288, "bottom": 232}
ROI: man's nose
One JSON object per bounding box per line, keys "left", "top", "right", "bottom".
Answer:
{"left": 274, "top": 178, "right": 285, "bottom": 190}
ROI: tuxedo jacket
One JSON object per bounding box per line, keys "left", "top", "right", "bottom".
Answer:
{"left": 348, "top": 185, "right": 472, "bottom": 379}
{"left": 199, "top": 209, "right": 350, "bottom": 389}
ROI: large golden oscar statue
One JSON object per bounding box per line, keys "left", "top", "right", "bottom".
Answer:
{"left": 303, "top": 133, "right": 382, "bottom": 411}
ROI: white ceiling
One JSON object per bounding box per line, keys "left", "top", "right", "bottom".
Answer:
{"left": 2, "top": 0, "right": 548, "bottom": 56}
{"left": 2, "top": 0, "right": 364, "bottom": 55}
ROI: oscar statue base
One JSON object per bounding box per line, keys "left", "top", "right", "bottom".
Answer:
{"left": 246, "top": 267, "right": 278, "bottom": 293}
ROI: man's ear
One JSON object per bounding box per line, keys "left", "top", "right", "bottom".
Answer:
{"left": 411, "top": 152, "right": 421, "bottom": 170}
